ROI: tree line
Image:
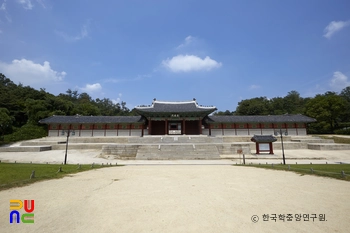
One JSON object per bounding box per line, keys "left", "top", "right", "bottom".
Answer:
{"left": 215, "top": 89, "right": 350, "bottom": 134}
{"left": 1, "top": 72, "right": 350, "bottom": 143}
{"left": 0, "top": 73, "right": 135, "bottom": 142}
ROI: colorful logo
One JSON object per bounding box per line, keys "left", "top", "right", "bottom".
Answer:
{"left": 9, "top": 200, "right": 35, "bottom": 224}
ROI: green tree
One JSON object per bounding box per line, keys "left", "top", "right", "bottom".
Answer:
{"left": 306, "top": 92, "right": 348, "bottom": 133}
{"left": 340, "top": 86, "right": 350, "bottom": 102}
{"left": 0, "top": 108, "right": 13, "bottom": 140}
{"left": 235, "top": 97, "right": 270, "bottom": 115}
{"left": 24, "top": 99, "right": 50, "bottom": 124}
{"left": 283, "top": 90, "right": 305, "bottom": 114}
{"left": 214, "top": 110, "right": 233, "bottom": 115}
{"left": 269, "top": 97, "right": 285, "bottom": 115}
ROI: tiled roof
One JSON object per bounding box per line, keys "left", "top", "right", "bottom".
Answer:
{"left": 207, "top": 114, "right": 316, "bottom": 123}
{"left": 251, "top": 135, "right": 277, "bottom": 143}
{"left": 135, "top": 100, "right": 217, "bottom": 113}
{"left": 39, "top": 115, "right": 144, "bottom": 124}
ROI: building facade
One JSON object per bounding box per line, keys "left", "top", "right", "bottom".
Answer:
{"left": 39, "top": 99, "right": 316, "bottom": 137}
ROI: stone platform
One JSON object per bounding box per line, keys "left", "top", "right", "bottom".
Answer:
{"left": 1, "top": 135, "right": 349, "bottom": 160}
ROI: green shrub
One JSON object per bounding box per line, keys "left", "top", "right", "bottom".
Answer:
{"left": 334, "top": 128, "right": 350, "bottom": 135}
{"left": 4, "top": 124, "right": 47, "bottom": 143}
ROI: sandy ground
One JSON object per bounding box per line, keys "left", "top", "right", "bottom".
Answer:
{"left": 1, "top": 165, "right": 350, "bottom": 233}
{"left": 1, "top": 149, "right": 350, "bottom": 232}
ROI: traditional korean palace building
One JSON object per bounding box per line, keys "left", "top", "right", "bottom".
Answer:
{"left": 39, "top": 99, "right": 316, "bottom": 137}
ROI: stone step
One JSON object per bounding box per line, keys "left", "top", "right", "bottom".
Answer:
{"left": 0, "top": 146, "right": 52, "bottom": 152}
{"left": 135, "top": 144, "right": 220, "bottom": 160}
{"left": 308, "top": 143, "right": 350, "bottom": 150}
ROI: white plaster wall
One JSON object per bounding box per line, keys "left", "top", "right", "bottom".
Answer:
{"left": 262, "top": 129, "right": 275, "bottom": 135}
{"left": 80, "top": 130, "right": 92, "bottom": 137}
{"left": 211, "top": 129, "right": 222, "bottom": 136}
{"left": 106, "top": 130, "right": 117, "bottom": 136}
{"left": 131, "top": 130, "right": 142, "bottom": 136}
{"left": 118, "top": 130, "right": 130, "bottom": 136}
{"left": 286, "top": 129, "right": 297, "bottom": 135}
{"left": 202, "top": 129, "right": 209, "bottom": 136}
{"left": 249, "top": 129, "right": 261, "bottom": 135}
{"left": 296, "top": 128, "right": 307, "bottom": 136}
{"left": 48, "top": 130, "right": 58, "bottom": 137}
{"left": 92, "top": 130, "right": 104, "bottom": 137}
{"left": 236, "top": 129, "right": 249, "bottom": 135}
{"left": 222, "top": 129, "right": 236, "bottom": 136}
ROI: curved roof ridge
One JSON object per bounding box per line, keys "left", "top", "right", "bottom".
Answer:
{"left": 154, "top": 100, "right": 196, "bottom": 104}
{"left": 135, "top": 99, "right": 216, "bottom": 110}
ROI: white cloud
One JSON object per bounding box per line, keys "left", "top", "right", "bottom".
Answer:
{"left": 0, "top": 0, "right": 11, "bottom": 23}
{"left": 249, "top": 85, "right": 260, "bottom": 90}
{"left": 104, "top": 74, "right": 151, "bottom": 83}
{"left": 0, "top": 59, "right": 66, "bottom": 86}
{"left": 80, "top": 83, "right": 102, "bottom": 93}
{"left": 36, "top": 0, "right": 46, "bottom": 8}
{"left": 176, "top": 36, "right": 195, "bottom": 49}
{"left": 112, "top": 93, "right": 122, "bottom": 104}
{"left": 0, "top": 0, "right": 6, "bottom": 10}
{"left": 162, "top": 54, "right": 222, "bottom": 72}
{"left": 55, "top": 22, "right": 90, "bottom": 42}
{"left": 17, "top": 0, "right": 33, "bottom": 10}
{"left": 330, "top": 71, "right": 350, "bottom": 91}
{"left": 323, "top": 20, "right": 350, "bottom": 39}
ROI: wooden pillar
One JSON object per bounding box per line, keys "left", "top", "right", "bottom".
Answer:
{"left": 79, "top": 124, "right": 82, "bottom": 137}
{"left": 141, "top": 124, "right": 144, "bottom": 137}
{"left": 47, "top": 124, "right": 50, "bottom": 137}
{"left": 182, "top": 119, "right": 186, "bottom": 135}
{"left": 209, "top": 124, "right": 212, "bottom": 136}
{"left": 269, "top": 142, "right": 274, "bottom": 154}
{"left": 148, "top": 118, "right": 152, "bottom": 135}
{"left": 57, "top": 124, "right": 61, "bottom": 137}
{"left": 256, "top": 143, "right": 260, "bottom": 154}
{"left": 199, "top": 118, "right": 202, "bottom": 135}
{"left": 284, "top": 123, "right": 288, "bottom": 134}
{"left": 165, "top": 119, "right": 168, "bottom": 135}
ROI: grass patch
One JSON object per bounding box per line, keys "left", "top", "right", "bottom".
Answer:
{"left": 318, "top": 135, "right": 350, "bottom": 144}
{"left": 237, "top": 164, "right": 350, "bottom": 181}
{"left": 0, "top": 162, "right": 118, "bottom": 191}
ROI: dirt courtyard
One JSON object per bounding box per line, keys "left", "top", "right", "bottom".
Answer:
{"left": 1, "top": 165, "right": 349, "bottom": 233}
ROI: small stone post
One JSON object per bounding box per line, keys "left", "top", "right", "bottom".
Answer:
{"left": 341, "top": 171, "right": 346, "bottom": 178}
{"left": 30, "top": 171, "right": 35, "bottom": 179}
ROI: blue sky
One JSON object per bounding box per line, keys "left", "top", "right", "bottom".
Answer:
{"left": 0, "top": 0, "right": 349, "bottom": 112}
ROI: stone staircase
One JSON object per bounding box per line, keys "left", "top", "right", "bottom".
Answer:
{"left": 100, "top": 144, "right": 139, "bottom": 159}
{"left": 135, "top": 144, "right": 220, "bottom": 160}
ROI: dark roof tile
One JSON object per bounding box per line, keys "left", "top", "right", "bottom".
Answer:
{"left": 39, "top": 115, "right": 144, "bottom": 124}
{"left": 207, "top": 115, "right": 316, "bottom": 123}
{"left": 251, "top": 135, "right": 277, "bottom": 143}
{"left": 135, "top": 100, "right": 216, "bottom": 113}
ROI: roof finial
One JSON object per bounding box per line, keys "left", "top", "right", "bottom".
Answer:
{"left": 193, "top": 98, "right": 196, "bottom": 101}
{"left": 153, "top": 98, "right": 156, "bottom": 102}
